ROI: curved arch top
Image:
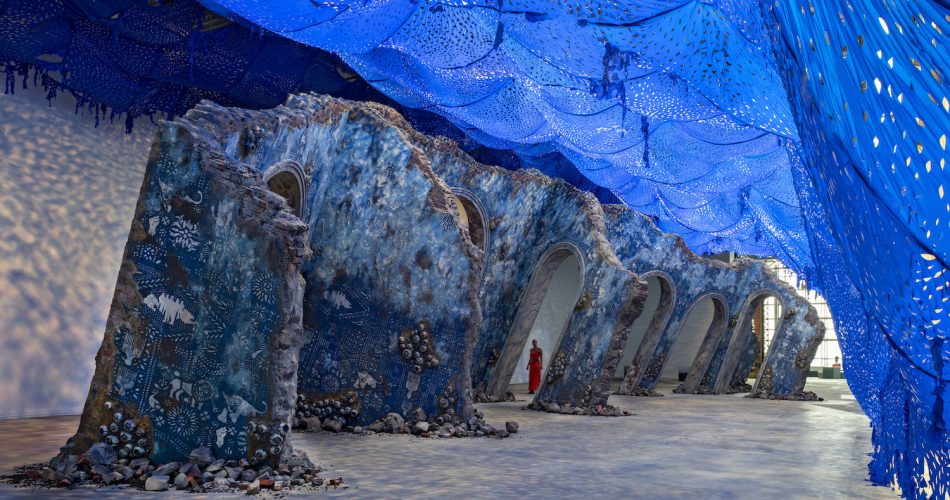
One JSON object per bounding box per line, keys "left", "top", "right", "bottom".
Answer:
{"left": 263, "top": 160, "right": 307, "bottom": 216}
{"left": 451, "top": 187, "right": 491, "bottom": 254}
{"left": 535, "top": 242, "right": 588, "bottom": 286}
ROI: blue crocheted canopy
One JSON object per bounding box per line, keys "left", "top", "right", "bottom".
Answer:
{"left": 1, "top": 0, "right": 948, "bottom": 495}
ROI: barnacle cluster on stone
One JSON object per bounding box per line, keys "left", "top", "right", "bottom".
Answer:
{"left": 97, "top": 400, "right": 149, "bottom": 460}
{"left": 247, "top": 420, "right": 291, "bottom": 465}
{"left": 756, "top": 365, "right": 773, "bottom": 393}
{"left": 726, "top": 382, "right": 753, "bottom": 394}
{"left": 628, "top": 386, "right": 664, "bottom": 397}
{"left": 674, "top": 372, "right": 713, "bottom": 394}
{"left": 293, "top": 391, "right": 360, "bottom": 430}
{"left": 578, "top": 385, "right": 593, "bottom": 407}
{"left": 434, "top": 386, "right": 459, "bottom": 424}
{"left": 545, "top": 351, "right": 567, "bottom": 384}
{"left": 398, "top": 322, "right": 439, "bottom": 374}
{"left": 473, "top": 386, "right": 516, "bottom": 403}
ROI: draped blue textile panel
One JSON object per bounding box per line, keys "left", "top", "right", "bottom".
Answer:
{"left": 1, "top": 0, "right": 947, "bottom": 495}
{"left": 199, "top": 0, "right": 812, "bottom": 267}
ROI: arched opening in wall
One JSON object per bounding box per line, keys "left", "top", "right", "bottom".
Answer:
{"left": 485, "top": 244, "right": 584, "bottom": 399}
{"left": 660, "top": 296, "right": 728, "bottom": 390}
{"left": 451, "top": 188, "right": 488, "bottom": 252}
{"left": 722, "top": 292, "right": 784, "bottom": 393}
{"left": 613, "top": 273, "right": 674, "bottom": 391}
{"left": 263, "top": 161, "right": 305, "bottom": 216}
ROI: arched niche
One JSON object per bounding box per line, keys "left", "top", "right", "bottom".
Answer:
{"left": 451, "top": 188, "right": 489, "bottom": 253}
{"left": 613, "top": 272, "right": 676, "bottom": 387}
{"left": 263, "top": 160, "right": 306, "bottom": 216}
{"left": 486, "top": 243, "right": 585, "bottom": 399}
{"left": 714, "top": 290, "right": 786, "bottom": 394}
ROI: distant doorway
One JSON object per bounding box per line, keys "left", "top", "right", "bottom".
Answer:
{"left": 662, "top": 296, "right": 728, "bottom": 387}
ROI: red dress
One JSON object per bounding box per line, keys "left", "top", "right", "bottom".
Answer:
{"left": 528, "top": 348, "right": 543, "bottom": 392}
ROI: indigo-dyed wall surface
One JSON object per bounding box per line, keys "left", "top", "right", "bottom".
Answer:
{"left": 603, "top": 206, "right": 823, "bottom": 396}
{"left": 179, "top": 95, "right": 483, "bottom": 426}
{"left": 417, "top": 137, "right": 647, "bottom": 409}
{"left": 68, "top": 120, "right": 310, "bottom": 464}
{"left": 0, "top": 87, "right": 154, "bottom": 419}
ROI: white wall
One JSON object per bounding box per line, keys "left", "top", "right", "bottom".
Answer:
{"left": 614, "top": 275, "right": 662, "bottom": 378}
{"left": 509, "top": 254, "right": 581, "bottom": 385}
{"left": 660, "top": 297, "right": 715, "bottom": 381}
{"left": 0, "top": 86, "right": 155, "bottom": 419}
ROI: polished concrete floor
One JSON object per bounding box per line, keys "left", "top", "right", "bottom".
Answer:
{"left": 0, "top": 379, "right": 893, "bottom": 499}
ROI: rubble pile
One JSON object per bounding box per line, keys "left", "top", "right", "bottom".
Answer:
{"left": 748, "top": 391, "right": 823, "bottom": 401}
{"left": 726, "top": 382, "right": 753, "bottom": 394}
{"left": 298, "top": 407, "right": 519, "bottom": 439}
{"left": 2, "top": 445, "right": 338, "bottom": 494}
{"left": 626, "top": 387, "right": 664, "bottom": 397}
{"left": 473, "top": 388, "right": 517, "bottom": 403}
{"left": 526, "top": 401, "right": 630, "bottom": 417}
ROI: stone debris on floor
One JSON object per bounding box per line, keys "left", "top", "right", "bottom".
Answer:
{"left": 296, "top": 406, "right": 519, "bottom": 439}
{"left": 0, "top": 380, "right": 894, "bottom": 499}
{"left": 2, "top": 445, "right": 334, "bottom": 495}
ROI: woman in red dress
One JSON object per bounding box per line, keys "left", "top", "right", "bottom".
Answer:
{"left": 527, "top": 339, "right": 543, "bottom": 394}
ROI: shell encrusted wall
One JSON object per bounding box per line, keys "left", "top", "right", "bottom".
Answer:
{"left": 66, "top": 119, "right": 310, "bottom": 465}
{"left": 176, "top": 95, "right": 485, "bottom": 428}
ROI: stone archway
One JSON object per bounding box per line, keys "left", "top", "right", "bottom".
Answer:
{"left": 675, "top": 294, "right": 732, "bottom": 394}
{"left": 621, "top": 292, "right": 729, "bottom": 394}
{"left": 485, "top": 243, "right": 585, "bottom": 399}
{"left": 613, "top": 272, "right": 676, "bottom": 392}
{"left": 263, "top": 160, "right": 306, "bottom": 216}
{"left": 660, "top": 295, "right": 728, "bottom": 390}
{"left": 451, "top": 188, "right": 489, "bottom": 253}
{"left": 714, "top": 290, "right": 786, "bottom": 394}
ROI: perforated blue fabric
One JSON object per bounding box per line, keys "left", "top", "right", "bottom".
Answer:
{"left": 2, "top": 0, "right": 949, "bottom": 495}
{"left": 764, "top": 1, "right": 950, "bottom": 496}
{"left": 200, "top": 0, "right": 813, "bottom": 265}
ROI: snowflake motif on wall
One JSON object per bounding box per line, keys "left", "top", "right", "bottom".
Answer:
{"left": 169, "top": 216, "right": 199, "bottom": 251}
{"left": 252, "top": 275, "right": 277, "bottom": 305}
{"left": 165, "top": 404, "right": 202, "bottom": 440}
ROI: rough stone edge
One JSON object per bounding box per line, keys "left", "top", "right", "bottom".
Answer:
{"left": 181, "top": 94, "right": 486, "bottom": 424}
{"left": 61, "top": 119, "right": 312, "bottom": 465}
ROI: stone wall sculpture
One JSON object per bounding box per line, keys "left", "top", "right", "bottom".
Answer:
{"left": 64, "top": 92, "right": 826, "bottom": 471}
{"left": 178, "top": 94, "right": 484, "bottom": 427}
{"left": 603, "top": 206, "right": 824, "bottom": 398}
{"left": 63, "top": 118, "right": 311, "bottom": 466}
{"left": 415, "top": 136, "right": 649, "bottom": 412}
